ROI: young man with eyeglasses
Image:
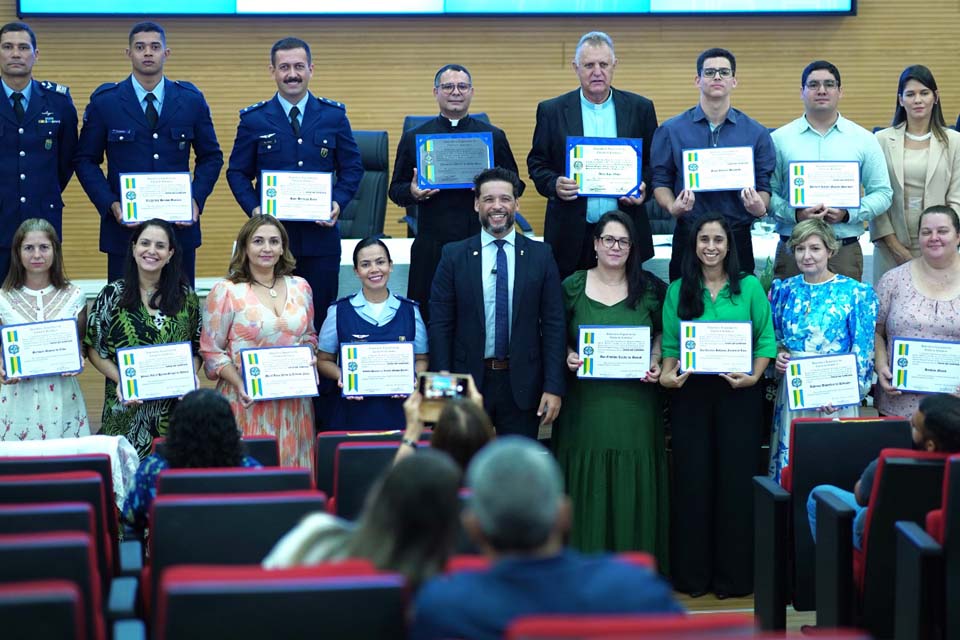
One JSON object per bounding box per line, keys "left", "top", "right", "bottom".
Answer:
{"left": 388, "top": 64, "right": 523, "bottom": 321}
{"left": 651, "top": 47, "right": 776, "bottom": 282}
{"left": 769, "top": 60, "right": 892, "bottom": 281}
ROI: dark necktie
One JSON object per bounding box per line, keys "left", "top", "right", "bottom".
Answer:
{"left": 144, "top": 93, "right": 159, "bottom": 129}
{"left": 11, "top": 92, "right": 24, "bottom": 122}
{"left": 289, "top": 106, "right": 301, "bottom": 137}
{"left": 494, "top": 239, "right": 509, "bottom": 360}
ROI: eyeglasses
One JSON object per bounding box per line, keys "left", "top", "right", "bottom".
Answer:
{"left": 701, "top": 68, "right": 733, "bottom": 79}
{"left": 437, "top": 82, "right": 472, "bottom": 94}
{"left": 599, "top": 235, "right": 631, "bottom": 250}
{"left": 805, "top": 80, "right": 838, "bottom": 90}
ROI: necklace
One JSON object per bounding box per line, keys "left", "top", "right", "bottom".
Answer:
{"left": 905, "top": 130, "right": 933, "bottom": 142}
{"left": 252, "top": 276, "right": 279, "bottom": 298}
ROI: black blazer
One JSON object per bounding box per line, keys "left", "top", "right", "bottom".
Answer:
{"left": 527, "top": 87, "right": 658, "bottom": 275}
{"left": 428, "top": 233, "right": 566, "bottom": 410}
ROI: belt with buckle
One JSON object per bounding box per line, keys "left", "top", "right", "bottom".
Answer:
{"left": 484, "top": 358, "right": 510, "bottom": 371}
{"left": 780, "top": 234, "right": 859, "bottom": 247}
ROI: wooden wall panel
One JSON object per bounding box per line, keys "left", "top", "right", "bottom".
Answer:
{"left": 3, "top": 1, "right": 957, "bottom": 278}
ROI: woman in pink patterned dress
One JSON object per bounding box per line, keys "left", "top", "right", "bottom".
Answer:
{"left": 200, "top": 217, "right": 317, "bottom": 468}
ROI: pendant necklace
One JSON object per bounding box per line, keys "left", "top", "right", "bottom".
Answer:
{"left": 252, "top": 276, "right": 279, "bottom": 298}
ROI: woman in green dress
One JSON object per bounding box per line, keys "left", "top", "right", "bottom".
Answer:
{"left": 553, "top": 210, "right": 669, "bottom": 567}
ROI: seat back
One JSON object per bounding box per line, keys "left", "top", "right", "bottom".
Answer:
{"left": 787, "top": 417, "right": 912, "bottom": 610}
{"left": 0, "top": 472, "right": 113, "bottom": 583}
{"left": 332, "top": 442, "right": 399, "bottom": 520}
{"left": 0, "top": 532, "right": 104, "bottom": 640}
{"left": 155, "top": 564, "right": 405, "bottom": 640}
{"left": 859, "top": 448, "right": 947, "bottom": 638}
{"left": 314, "top": 430, "right": 430, "bottom": 496}
{"left": 157, "top": 467, "right": 314, "bottom": 495}
{"left": 339, "top": 130, "right": 388, "bottom": 239}
{"left": 943, "top": 455, "right": 960, "bottom": 640}
{"left": 153, "top": 435, "right": 280, "bottom": 467}
{"left": 0, "top": 580, "right": 85, "bottom": 640}
{"left": 506, "top": 612, "right": 755, "bottom": 639}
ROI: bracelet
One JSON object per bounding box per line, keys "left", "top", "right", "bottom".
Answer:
{"left": 401, "top": 438, "right": 418, "bottom": 450}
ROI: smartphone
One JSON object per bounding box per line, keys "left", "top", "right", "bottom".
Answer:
{"left": 419, "top": 372, "right": 469, "bottom": 400}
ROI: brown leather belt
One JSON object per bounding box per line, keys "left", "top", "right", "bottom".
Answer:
{"left": 484, "top": 358, "right": 510, "bottom": 371}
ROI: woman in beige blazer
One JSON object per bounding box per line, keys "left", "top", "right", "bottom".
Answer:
{"left": 872, "top": 65, "right": 960, "bottom": 282}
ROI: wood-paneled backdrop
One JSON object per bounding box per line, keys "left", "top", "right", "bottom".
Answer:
{"left": 3, "top": 0, "right": 956, "bottom": 278}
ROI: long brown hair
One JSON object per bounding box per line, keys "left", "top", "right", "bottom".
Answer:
{"left": 2, "top": 219, "right": 69, "bottom": 291}
{"left": 226, "top": 216, "right": 296, "bottom": 283}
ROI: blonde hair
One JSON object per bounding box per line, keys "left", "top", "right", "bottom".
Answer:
{"left": 788, "top": 219, "right": 839, "bottom": 255}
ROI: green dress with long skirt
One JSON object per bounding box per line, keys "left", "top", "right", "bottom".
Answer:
{"left": 552, "top": 270, "right": 670, "bottom": 570}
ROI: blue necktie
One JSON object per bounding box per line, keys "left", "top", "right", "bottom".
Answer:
{"left": 494, "top": 239, "right": 509, "bottom": 360}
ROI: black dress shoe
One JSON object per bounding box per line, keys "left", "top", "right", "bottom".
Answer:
{"left": 687, "top": 589, "right": 710, "bottom": 598}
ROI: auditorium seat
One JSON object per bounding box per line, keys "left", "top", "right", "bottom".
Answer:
{"left": 0, "top": 580, "right": 85, "bottom": 640}
{"left": 340, "top": 130, "right": 389, "bottom": 239}
{"left": 814, "top": 448, "right": 947, "bottom": 637}
{"left": 328, "top": 442, "right": 400, "bottom": 519}
{"left": 505, "top": 612, "right": 755, "bottom": 639}
{"left": 153, "top": 435, "right": 280, "bottom": 467}
{"left": 314, "top": 430, "right": 431, "bottom": 496}
{"left": 156, "top": 467, "right": 315, "bottom": 495}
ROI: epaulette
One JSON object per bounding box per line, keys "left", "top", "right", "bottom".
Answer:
{"left": 333, "top": 294, "right": 354, "bottom": 305}
{"left": 90, "top": 82, "right": 119, "bottom": 99}
{"left": 172, "top": 79, "right": 200, "bottom": 94}
{"left": 38, "top": 80, "right": 70, "bottom": 96}
{"left": 319, "top": 96, "right": 346, "bottom": 110}
{"left": 395, "top": 295, "right": 420, "bottom": 307}
{"left": 240, "top": 100, "right": 268, "bottom": 115}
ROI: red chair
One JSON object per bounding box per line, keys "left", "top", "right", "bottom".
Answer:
{"left": 156, "top": 467, "right": 314, "bottom": 495}
{"left": 506, "top": 612, "right": 755, "bottom": 639}
{"left": 314, "top": 430, "right": 431, "bottom": 496}
{"left": 153, "top": 435, "right": 280, "bottom": 467}
{"left": 446, "top": 552, "right": 655, "bottom": 574}
{"left": 0, "top": 580, "right": 85, "bottom": 640}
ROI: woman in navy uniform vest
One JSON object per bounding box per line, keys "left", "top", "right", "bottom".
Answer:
{"left": 317, "top": 238, "right": 428, "bottom": 429}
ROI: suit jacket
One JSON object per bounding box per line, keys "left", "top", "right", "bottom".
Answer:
{"left": 428, "top": 233, "right": 566, "bottom": 410}
{"left": 226, "top": 93, "right": 364, "bottom": 260}
{"left": 872, "top": 125, "right": 960, "bottom": 278}
{"left": 0, "top": 79, "right": 78, "bottom": 247}
{"left": 527, "top": 87, "right": 657, "bottom": 275}
{"left": 74, "top": 76, "right": 223, "bottom": 253}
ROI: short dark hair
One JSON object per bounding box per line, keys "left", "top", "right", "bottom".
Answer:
{"left": 801, "top": 60, "right": 841, "bottom": 88}
{"left": 0, "top": 22, "right": 37, "bottom": 49}
{"left": 696, "top": 47, "right": 736, "bottom": 76}
{"left": 434, "top": 64, "right": 472, "bottom": 87}
{"left": 918, "top": 394, "right": 960, "bottom": 453}
{"left": 352, "top": 237, "right": 392, "bottom": 268}
{"left": 164, "top": 389, "right": 244, "bottom": 468}
{"left": 271, "top": 37, "right": 311, "bottom": 66}
{"left": 473, "top": 167, "right": 522, "bottom": 198}
{"left": 129, "top": 21, "right": 166, "bottom": 47}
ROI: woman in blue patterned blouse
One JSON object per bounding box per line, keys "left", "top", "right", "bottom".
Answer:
{"left": 768, "top": 219, "right": 879, "bottom": 482}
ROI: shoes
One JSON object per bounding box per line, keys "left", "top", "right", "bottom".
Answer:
{"left": 687, "top": 589, "right": 710, "bottom": 598}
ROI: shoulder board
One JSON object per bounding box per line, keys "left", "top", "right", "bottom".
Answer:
{"left": 334, "top": 294, "right": 355, "bottom": 305}
{"left": 395, "top": 295, "right": 419, "bottom": 307}
{"left": 39, "top": 80, "right": 70, "bottom": 96}
{"left": 90, "top": 82, "right": 119, "bottom": 99}
{"left": 172, "top": 79, "right": 200, "bottom": 93}
{"left": 318, "top": 96, "right": 346, "bottom": 110}
{"left": 240, "top": 100, "right": 268, "bottom": 115}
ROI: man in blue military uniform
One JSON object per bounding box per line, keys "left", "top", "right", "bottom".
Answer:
{"left": 74, "top": 21, "right": 223, "bottom": 284}
{"left": 226, "top": 36, "right": 364, "bottom": 321}
{"left": 0, "top": 21, "right": 77, "bottom": 282}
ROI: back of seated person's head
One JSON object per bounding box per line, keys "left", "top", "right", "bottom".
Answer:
{"left": 431, "top": 399, "right": 495, "bottom": 470}
{"left": 165, "top": 389, "right": 244, "bottom": 468}
{"left": 348, "top": 448, "right": 461, "bottom": 587}
{"left": 916, "top": 393, "right": 960, "bottom": 452}
{"left": 464, "top": 436, "right": 569, "bottom": 555}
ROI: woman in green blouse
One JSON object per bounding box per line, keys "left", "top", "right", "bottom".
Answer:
{"left": 660, "top": 212, "right": 775, "bottom": 599}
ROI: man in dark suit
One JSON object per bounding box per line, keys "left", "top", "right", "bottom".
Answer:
{"left": 227, "top": 36, "right": 364, "bottom": 320}
{"left": 527, "top": 31, "right": 657, "bottom": 279}
{"left": 74, "top": 21, "right": 223, "bottom": 284}
{"left": 0, "top": 21, "right": 77, "bottom": 283}
{"left": 429, "top": 167, "right": 565, "bottom": 439}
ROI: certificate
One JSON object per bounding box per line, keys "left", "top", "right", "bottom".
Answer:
{"left": 785, "top": 354, "right": 861, "bottom": 411}
{"left": 341, "top": 342, "right": 416, "bottom": 397}
{"left": 891, "top": 337, "right": 960, "bottom": 394}
{"left": 682, "top": 146, "right": 755, "bottom": 192}
{"left": 788, "top": 161, "right": 861, "bottom": 208}
{"left": 241, "top": 346, "right": 318, "bottom": 401}
{"left": 416, "top": 132, "right": 493, "bottom": 190}
{"left": 566, "top": 136, "right": 643, "bottom": 198}
{"left": 1, "top": 319, "right": 82, "bottom": 379}
{"left": 679, "top": 321, "right": 752, "bottom": 374}
{"left": 577, "top": 325, "right": 650, "bottom": 379}
{"left": 260, "top": 171, "right": 333, "bottom": 221}
{"left": 117, "top": 342, "right": 197, "bottom": 403}
{"left": 119, "top": 172, "right": 193, "bottom": 224}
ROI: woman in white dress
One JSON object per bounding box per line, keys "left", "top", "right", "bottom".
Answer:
{"left": 0, "top": 219, "right": 89, "bottom": 441}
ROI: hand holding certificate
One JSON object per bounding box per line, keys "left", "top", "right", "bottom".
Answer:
{"left": 890, "top": 337, "right": 960, "bottom": 394}
{"left": 788, "top": 161, "right": 861, "bottom": 209}
{"left": 577, "top": 326, "right": 651, "bottom": 379}
{"left": 117, "top": 342, "right": 197, "bottom": 403}
{"left": 682, "top": 147, "right": 756, "bottom": 192}
{"left": 241, "top": 346, "right": 318, "bottom": 401}
{"left": 566, "top": 137, "right": 643, "bottom": 198}
{"left": 341, "top": 342, "right": 415, "bottom": 397}
{"left": 785, "top": 354, "right": 861, "bottom": 411}
{"left": 119, "top": 173, "right": 194, "bottom": 224}
{"left": 679, "top": 321, "right": 752, "bottom": 374}
{"left": 260, "top": 171, "right": 333, "bottom": 221}
{"left": 416, "top": 132, "right": 494, "bottom": 190}
{"left": 1, "top": 319, "right": 82, "bottom": 380}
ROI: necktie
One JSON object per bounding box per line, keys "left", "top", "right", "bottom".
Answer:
{"left": 144, "top": 93, "right": 159, "bottom": 129}
{"left": 289, "top": 106, "right": 301, "bottom": 137}
{"left": 494, "top": 239, "right": 509, "bottom": 360}
{"left": 11, "top": 92, "right": 24, "bottom": 122}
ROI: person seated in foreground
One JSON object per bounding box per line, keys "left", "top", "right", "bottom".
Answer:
{"left": 409, "top": 436, "right": 683, "bottom": 640}
{"left": 807, "top": 393, "right": 960, "bottom": 549}
{"left": 121, "top": 388, "right": 260, "bottom": 534}
{"left": 263, "top": 448, "right": 462, "bottom": 590}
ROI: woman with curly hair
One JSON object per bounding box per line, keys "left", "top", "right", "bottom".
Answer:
{"left": 122, "top": 388, "right": 260, "bottom": 534}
